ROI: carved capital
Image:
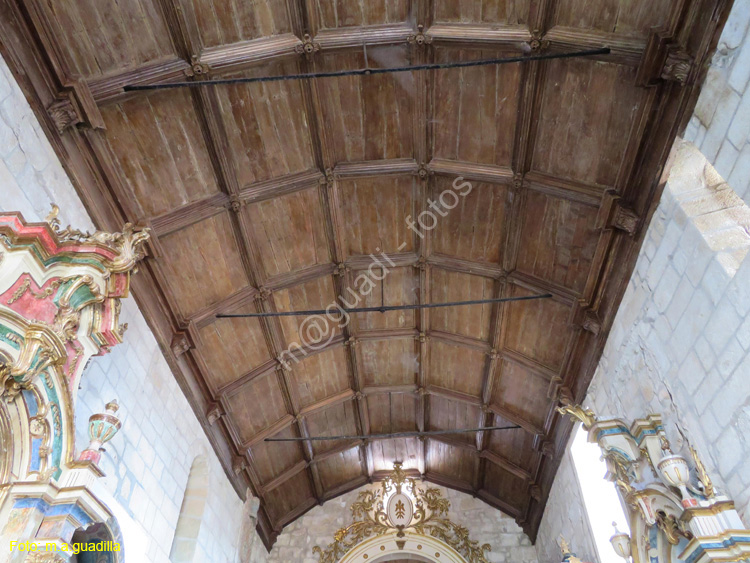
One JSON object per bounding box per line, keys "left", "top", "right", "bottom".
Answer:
{"left": 529, "top": 483, "right": 543, "bottom": 501}
{"left": 661, "top": 50, "right": 693, "bottom": 84}
{"left": 582, "top": 311, "right": 602, "bottom": 336}
{"left": 233, "top": 456, "right": 248, "bottom": 475}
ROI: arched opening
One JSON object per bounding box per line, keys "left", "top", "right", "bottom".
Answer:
{"left": 169, "top": 455, "right": 209, "bottom": 563}
{"left": 338, "top": 532, "right": 469, "bottom": 563}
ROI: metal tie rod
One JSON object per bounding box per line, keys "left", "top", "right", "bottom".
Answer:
{"left": 264, "top": 425, "right": 521, "bottom": 442}
{"left": 217, "top": 293, "right": 553, "bottom": 319}
{"left": 123, "top": 47, "right": 611, "bottom": 91}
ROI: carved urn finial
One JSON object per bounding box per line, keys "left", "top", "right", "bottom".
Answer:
{"left": 79, "top": 399, "right": 122, "bottom": 464}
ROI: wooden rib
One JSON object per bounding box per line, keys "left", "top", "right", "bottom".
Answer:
{"left": 243, "top": 414, "right": 295, "bottom": 448}
{"left": 292, "top": 0, "right": 373, "bottom": 486}
{"left": 333, "top": 158, "right": 419, "bottom": 178}
{"left": 298, "top": 389, "right": 356, "bottom": 417}
{"left": 508, "top": 271, "right": 579, "bottom": 303}
{"left": 311, "top": 439, "right": 363, "bottom": 464}
{"left": 275, "top": 496, "right": 318, "bottom": 530}
{"left": 200, "top": 34, "right": 301, "bottom": 74}
{"left": 476, "top": 489, "right": 523, "bottom": 519}
{"left": 424, "top": 470, "right": 475, "bottom": 496}
{"left": 487, "top": 404, "right": 543, "bottom": 436}
{"left": 345, "top": 252, "right": 418, "bottom": 270}
{"left": 362, "top": 384, "right": 418, "bottom": 396}
{"left": 545, "top": 26, "right": 645, "bottom": 66}
{"left": 429, "top": 434, "right": 478, "bottom": 454}
{"left": 315, "top": 24, "right": 413, "bottom": 50}
{"left": 88, "top": 57, "right": 190, "bottom": 105}
{"left": 525, "top": 171, "right": 607, "bottom": 206}
{"left": 188, "top": 286, "right": 259, "bottom": 328}
{"left": 218, "top": 359, "right": 278, "bottom": 397}
{"left": 480, "top": 450, "right": 532, "bottom": 481}
{"left": 428, "top": 330, "right": 491, "bottom": 353}
{"left": 427, "top": 254, "right": 505, "bottom": 280}
{"left": 150, "top": 193, "right": 229, "bottom": 237}
{"left": 264, "top": 263, "right": 336, "bottom": 291}
{"left": 239, "top": 168, "right": 323, "bottom": 204}
{"left": 427, "top": 23, "right": 530, "bottom": 46}
{"left": 428, "top": 158, "right": 514, "bottom": 184}
{"left": 356, "top": 328, "right": 420, "bottom": 341}
{"left": 426, "top": 386, "right": 482, "bottom": 407}
{"left": 260, "top": 460, "right": 308, "bottom": 494}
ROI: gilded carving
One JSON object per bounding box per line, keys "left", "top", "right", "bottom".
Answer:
{"left": 1, "top": 325, "right": 66, "bottom": 400}
{"left": 556, "top": 402, "right": 597, "bottom": 430}
{"left": 45, "top": 204, "right": 151, "bottom": 274}
{"left": 313, "top": 463, "right": 490, "bottom": 563}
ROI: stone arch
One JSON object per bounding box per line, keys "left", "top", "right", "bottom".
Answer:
{"left": 338, "top": 532, "right": 469, "bottom": 563}
{"left": 169, "top": 454, "right": 210, "bottom": 563}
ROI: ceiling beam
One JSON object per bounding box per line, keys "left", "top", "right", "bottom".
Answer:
{"left": 427, "top": 253, "right": 505, "bottom": 280}
{"left": 239, "top": 168, "right": 323, "bottom": 204}
{"left": 333, "top": 158, "right": 420, "bottom": 178}
{"left": 315, "top": 24, "right": 414, "bottom": 50}
{"left": 200, "top": 34, "right": 301, "bottom": 74}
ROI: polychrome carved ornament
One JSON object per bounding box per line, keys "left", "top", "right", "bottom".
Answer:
{"left": 557, "top": 403, "right": 750, "bottom": 563}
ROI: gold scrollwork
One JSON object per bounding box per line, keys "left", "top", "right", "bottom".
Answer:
{"left": 556, "top": 403, "right": 597, "bottom": 430}
{"left": 313, "top": 463, "right": 490, "bottom": 563}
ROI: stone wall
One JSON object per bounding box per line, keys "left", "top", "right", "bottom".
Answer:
{"left": 0, "top": 54, "right": 255, "bottom": 563}
{"left": 267, "top": 483, "right": 538, "bottom": 563}
{"left": 684, "top": 0, "right": 750, "bottom": 204}
{"left": 535, "top": 449, "right": 599, "bottom": 563}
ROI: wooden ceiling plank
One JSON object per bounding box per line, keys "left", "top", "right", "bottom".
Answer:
{"left": 428, "top": 330, "right": 491, "bottom": 353}
{"left": 426, "top": 386, "right": 482, "bottom": 407}
{"left": 362, "top": 384, "right": 419, "bottom": 396}
{"left": 427, "top": 254, "right": 504, "bottom": 280}
{"left": 243, "top": 414, "right": 295, "bottom": 448}
{"left": 480, "top": 449, "right": 532, "bottom": 481}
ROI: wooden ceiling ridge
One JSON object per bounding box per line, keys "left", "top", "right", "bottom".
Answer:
{"left": 0, "top": 0, "right": 733, "bottom": 549}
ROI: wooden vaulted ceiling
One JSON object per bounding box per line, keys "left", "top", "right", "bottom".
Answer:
{"left": 0, "top": 0, "right": 731, "bottom": 549}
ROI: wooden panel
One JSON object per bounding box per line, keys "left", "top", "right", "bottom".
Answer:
{"left": 487, "top": 415, "right": 537, "bottom": 472}
{"left": 100, "top": 90, "right": 219, "bottom": 218}
{"left": 426, "top": 441, "right": 476, "bottom": 483}
{"left": 360, "top": 339, "right": 418, "bottom": 387}
{"left": 431, "top": 178, "right": 507, "bottom": 264}
{"left": 352, "top": 267, "right": 418, "bottom": 330}
{"left": 553, "top": 0, "right": 672, "bottom": 36}
{"left": 517, "top": 190, "right": 600, "bottom": 294}
{"left": 428, "top": 396, "right": 481, "bottom": 446}
{"left": 491, "top": 359, "right": 551, "bottom": 429}
{"left": 483, "top": 462, "right": 527, "bottom": 510}
{"left": 187, "top": 0, "right": 292, "bottom": 48}
{"left": 370, "top": 438, "right": 421, "bottom": 472}
{"left": 533, "top": 59, "right": 644, "bottom": 187}
{"left": 226, "top": 373, "right": 288, "bottom": 443}
{"left": 245, "top": 187, "right": 330, "bottom": 278}
{"left": 199, "top": 306, "right": 270, "bottom": 389}
{"left": 317, "top": 47, "right": 414, "bottom": 162}
{"left": 158, "top": 214, "right": 248, "bottom": 316}
{"left": 504, "top": 286, "right": 571, "bottom": 371}
{"left": 430, "top": 269, "right": 495, "bottom": 342}
{"left": 294, "top": 347, "right": 351, "bottom": 409}
{"left": 250, "top": 426, "right": 306, "bottom": 484}
{"left": 428, "top": 341, "right": 486, "bottom": 398}
{"left": 263, "top": 473, "right": 315, "bottom": 523}
{"left": 339, "top": 177, "right": 417, "bottom": 256}
{"left": 218, "top": 65, "right": 315, "bottom": 187}
{"left": 433, "top": 48, "right": 521, "bottom": 167}
{"left": 306, "top": 401, "right": 359, "bottom": 456}
{"left": 317, "top": 446, "right": 363, "bottom": 490}
{"left": 274, "top": 276, "right": 340, "bottom": 346}
{"left": 434, "top": 1, "right": 530, "bottom": 24}
{"left": 43, "top": 0, "right": 173, "bottom": 77}
{"left": 312, "top": 0, "right": 409, "bottom": 28}
{"left": 367, "top": 393, "right": 417, "bottom": 433}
